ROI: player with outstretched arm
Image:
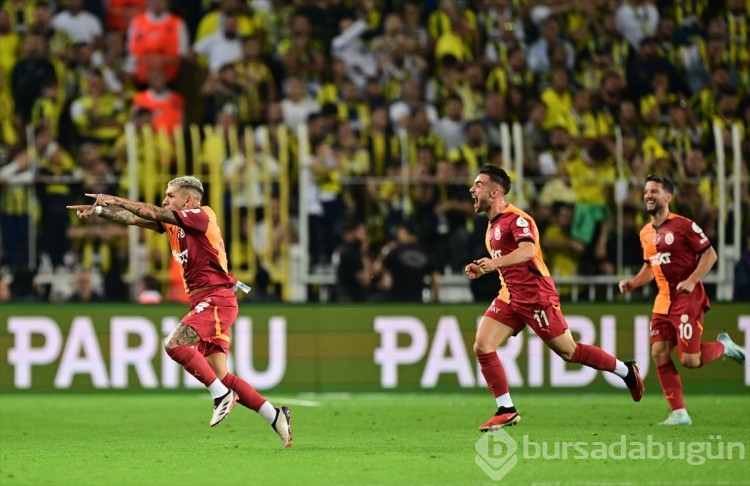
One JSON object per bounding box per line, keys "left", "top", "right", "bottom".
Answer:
{"left": 68, "top": 176, "right": 292, "bottom": 447}
{"left": 618, "top": 174, "right": 745, "bottom": 425}
{"left": 465, "top": 165, "right": 644, "bottom": 432}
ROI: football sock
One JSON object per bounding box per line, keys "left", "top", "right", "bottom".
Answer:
{"left": 699, "top": 342, "right": 724, "bottom": 366}
{"left": 478, "top": 351, "right": 511, "bottom": 399}
{"left": 166, "top": 345, "right": 221, "bottom": 389}
{"left": 220, "top": 372, "right": 267, "bottom": 412}
{"left": 208, "top": 379, "right": 230, "bottom": 400}
{"left": 495, "top": 393, "right": 514, "bottom": 409}
{"left": 613, "top": 360, "right": 629, "bottom": 378}
{"left": 258, "top": 401, "right": 277, "bottom": 425}
{"left": 656, "top": 361, "right": 685, "bottom": 410}
{"left": 569, "top": 343, "right": 616, "bottom": 372}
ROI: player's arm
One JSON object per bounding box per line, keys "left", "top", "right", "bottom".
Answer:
{"left": 676, "top": 246, "right": 717, "bottom": 294}
{"left": 618, "top": 263, "right": 654, "bottom": 294}
{"left": 67, "top": 204, "right": 163, "bottom": 231}
{"left": 475, "top": 241, "right": 535, "bottom": 274}
{"left": 85, "top": 193, "right": 181, "bottom": 226}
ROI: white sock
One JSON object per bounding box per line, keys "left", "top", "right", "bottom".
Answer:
{"left": 673, "top": 408, "right": 688, "bottom": 415}
{"left": 613, "top": 360, "right": 629, "bottom": 378}
{"left": 495, "top": 393, "right": 514, "bottom": 409}
{"left": 258, "top": 401, "right": 277, "bottom": 424}
{"left": 208, "top": 379, "right": 229, "bottom": 399}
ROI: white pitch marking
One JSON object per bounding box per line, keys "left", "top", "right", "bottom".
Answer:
{"left": 266, "top": 397, "right": 321, "bottom": 407}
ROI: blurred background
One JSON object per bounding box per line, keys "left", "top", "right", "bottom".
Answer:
{"left": 0, "top": 0, "right": 748, "bottom": 305}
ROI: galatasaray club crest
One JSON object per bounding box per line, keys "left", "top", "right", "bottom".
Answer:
{"left": 494, "top": 227, "right": 501, "bottom": 240}
{"left": 664, "top": 232, "right": 674, "bottom": 245}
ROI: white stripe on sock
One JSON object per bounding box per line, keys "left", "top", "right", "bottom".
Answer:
{"left": 259, "top": 401, "right": 276, "bottom": 424}
{"left": 613, "top": 360, "right": 629, "bottom": 378}
{"left": 208, "top": 379, "right": 230, "bottom": 399}
{"left": 495, "top": 393, "right": 514, "bottom": 409}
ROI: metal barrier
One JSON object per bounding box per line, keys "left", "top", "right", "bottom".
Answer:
{"left": 293, "top": 121, "right": 746, "bottom": 303}
{"left": 4, "top": 119, "right": 745, "bottom": 303}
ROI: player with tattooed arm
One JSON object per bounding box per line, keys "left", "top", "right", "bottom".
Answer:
{"left": 68, "top": 176, "right": 292, "bottom": 447}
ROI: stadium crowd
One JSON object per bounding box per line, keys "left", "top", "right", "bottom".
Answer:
{"left": 0, "top": 0, "right": 748, "bottom": 303}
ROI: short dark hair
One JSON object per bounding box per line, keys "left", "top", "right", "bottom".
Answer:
{"left": 646, "top": 174, "right": 674, "bottom": 194}
{"left": 479, "top": 165, "right": 511, "bottom": 194}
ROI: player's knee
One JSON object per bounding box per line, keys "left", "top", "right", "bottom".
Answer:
{"left": 550, "top": 340, "right": 577, "bottom": 362}
{"left": 473, "top": 341, "right": 494, "bottom": 355}
{"left": 163, "top": 338, "right": 176, "bottom": 352}
{"left": 680, "top": 355, "right": 700, "bottom": 368}
{"left": 651, "top": 348, "right": 670, "bottom": 365}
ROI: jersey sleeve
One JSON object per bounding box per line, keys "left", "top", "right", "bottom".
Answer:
{"left": 510, "top": 214, "right": 535, "bottom": 244}
{"left": 639, "top": 227, "right": 651, "bottom": 263}
{"left": 681, "top": 218, "right": 711, "bottom": 253}
{"left": 173, "top": 207, "right": 210, "bottom": 232}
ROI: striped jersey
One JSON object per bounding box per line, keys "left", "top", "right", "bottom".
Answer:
{"left": 639, "top": 213, "right": 712, "bottom": 315}
{"left": 485, "top": 204, "right": 560, "bottom": 305}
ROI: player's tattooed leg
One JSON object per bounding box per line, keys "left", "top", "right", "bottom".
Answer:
{"left": 164, "top": 322, "right": 201, "bottom": 349}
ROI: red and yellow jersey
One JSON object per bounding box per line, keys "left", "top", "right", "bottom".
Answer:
{"left": 639, "top": 213, "right": 712, "bottom": 315}
{"left": 160, "top": 206, "right": 234, "bottom": 293}
{"left": 485, "top": 204, "right": 559, "bottom": 305}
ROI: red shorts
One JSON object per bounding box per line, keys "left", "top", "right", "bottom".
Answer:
{"left": 483, "top": 297, "right": 569, "bottom": 341}
{"left": 650, "top": 309, "right": 705, "bottom": 355}
{"left": 182, "top": 287, "right": 238, "bottom": 356}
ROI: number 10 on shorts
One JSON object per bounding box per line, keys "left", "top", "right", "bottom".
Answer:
{"left": 679, "top": 321, "right": 693, "bottom": 340}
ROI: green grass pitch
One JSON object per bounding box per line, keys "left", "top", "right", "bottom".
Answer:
{"left": 1, "top": 392, "right": 748, "bottom": 485}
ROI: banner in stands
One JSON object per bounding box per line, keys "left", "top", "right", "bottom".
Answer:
{"left": 2, "top": 304, "right": 748, "bottom": 392}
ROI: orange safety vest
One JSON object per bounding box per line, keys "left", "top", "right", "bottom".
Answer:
{"left": 127, "top": 12, "right": 182, "bottom": 84}
{"left": 107, "top": 0, "right": 146, "bottom": 33}
{"left": 131, "top": 89, "right": 185, "bottom": 133}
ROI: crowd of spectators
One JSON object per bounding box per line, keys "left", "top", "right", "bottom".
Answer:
{"left": 0, "top": 0, "right": 748, "bottom": 303}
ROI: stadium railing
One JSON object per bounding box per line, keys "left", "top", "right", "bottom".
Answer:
{"left": 290, "top": 121, "right": 745, "bottom": 303}
{"left": 121, "top": 122, "right": 293, "bottom": 300}
{"left": 8, "top": 119, "right": 745, "bottom": 303}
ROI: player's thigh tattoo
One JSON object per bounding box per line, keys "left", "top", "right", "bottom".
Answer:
{"left": 165, "top": 322, "right": 201, "bottom": 347}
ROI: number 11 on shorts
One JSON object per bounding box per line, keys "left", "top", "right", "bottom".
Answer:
{"left": 534, "top": 309, "right": 550, "bottom": 328}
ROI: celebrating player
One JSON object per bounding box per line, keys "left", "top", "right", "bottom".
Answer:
{"left": 618, "top": 174, "right": 745, "bottom": 425}
{"left": 68, "top": 176, "right": 292, "bottom": 447}
{"left": 466, "top": 165, "right": 644, "bottom": 432}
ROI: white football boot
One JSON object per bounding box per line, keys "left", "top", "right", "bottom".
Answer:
{"left": 272, "top": 406, "right": 292, "bottom": 448}
{"left": 717, "top": 333, "right": 746, "bottom": 365}
{"left": 658, "top": 409, "right": 692, "bottom": 426}
{"left": 210, "top": 390, "right": 238, "bottom": 427}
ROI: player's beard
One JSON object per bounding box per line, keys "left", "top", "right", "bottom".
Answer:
{"left": 475, "top": 196, "right": 489, "bottom": 214}
{"left": 646, "top": 200, "right": 663, "bottom": 216}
